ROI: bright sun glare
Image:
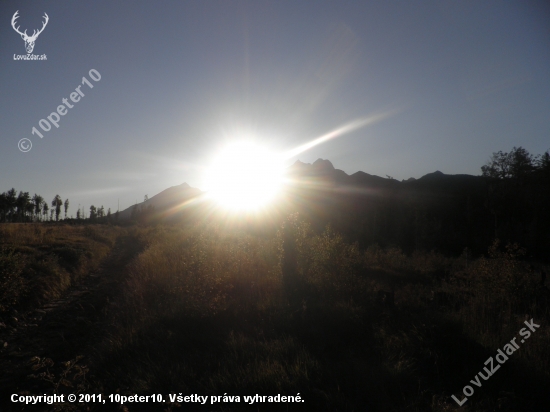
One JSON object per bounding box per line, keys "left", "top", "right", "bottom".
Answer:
{"left": 205, "top": 141, "right": 285, "bottom": 211}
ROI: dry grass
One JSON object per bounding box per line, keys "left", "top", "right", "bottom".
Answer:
{"left": 3, "top": 220, "right": 549, "bottom": 411}
{"left": 87, "top": 218, "right": 549, "bottom": 411}
{"left": 0, "top": 224, "right": 121, "bottom": 314}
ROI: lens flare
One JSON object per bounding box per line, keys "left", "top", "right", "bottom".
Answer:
{"left": 204, "top": 141, "right": 284, "bottom": 211}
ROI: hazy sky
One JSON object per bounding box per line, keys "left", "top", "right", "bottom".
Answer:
{"left": 1, "top": 0, "right": 549, "bottom": 214}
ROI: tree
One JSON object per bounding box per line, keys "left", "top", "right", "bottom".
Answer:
{"left": 76, "top": 208, "right": 81, "bottom": 220}
{"left": 42, "top": 203, "right": 49, "bottom": 221}
{"left": 52, "top": 195, "right": 63, "bottom": 221}
{"left": 481, "top": 146, "right": 535, "bottom": 179}
{"left": 89, "top": 205, "right": 97, "bottom": 221}
{"left": 25, "top": 201, "right": 34, "bottom": 221}
{"left": 536, "top": 150, "right": 550, "bottom": 176}
{"left": 0, "top": 193, "right": 7, "bottom": 222}
{"left": 32, "top": 194, "right": 44, "bottom": 222}
{"left": 16, "top": 191, "right": 30, "bottom": 222}
{"left": 64, "top": 199, "right": 69, "bottom": 219}
{"left": 6, "top": 189, "right": 17, "bottom": 221}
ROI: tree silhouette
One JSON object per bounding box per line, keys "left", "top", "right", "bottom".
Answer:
{"left": 32, "top": 194, "right": 44, "bottom": 222}
{"left": 64, "top": 199, "right": 69, "bottom": 219}
{"left": 0, "top": 192, "right": 6, "bottom": 222}
{"left": 25, "top": 200, "right": 34, "bottom": 221}
{"left": 16, "top": 191, "right": 30, "bottom": 222}
{"left": 52, "top": 195, "right": 63, "bottom": 221}
{"left": 6, "top": 189, "right": 17, "bottom": 222}
{"left": 481, "top": 147, "right": 535, "bottom": 179}
{"left": 536, "top": 150, "right": 550, "bottom": 177}
{"left": 89, "top": 205, "right": 97, "bottom": 221}
{"left": 42, "top": 203, "right": 49, "bottom": 221}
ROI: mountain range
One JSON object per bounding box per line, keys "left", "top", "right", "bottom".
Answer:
{"left": 118, "top": 158, "right": 549, "bottom": 258}
{"left": 120, "top": 158, "right": 476, "bottom": 217}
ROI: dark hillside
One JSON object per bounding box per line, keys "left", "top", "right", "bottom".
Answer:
{"left": 113, "top": 156, "right": 549, "bottom": 259}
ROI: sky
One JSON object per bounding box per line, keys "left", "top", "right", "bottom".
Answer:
{"left": 1, "top": 0, "right": 549, "bottom": 215}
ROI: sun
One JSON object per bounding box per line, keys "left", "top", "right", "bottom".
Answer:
{"left": 204, "top": 141, "right": 285, "bottom": 211}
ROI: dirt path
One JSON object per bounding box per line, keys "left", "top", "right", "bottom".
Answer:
{"left": 0, "top": 232, "right": 143, "bottom": 410}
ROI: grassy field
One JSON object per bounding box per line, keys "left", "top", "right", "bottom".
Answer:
{"left": 1, "top": 219, "right": 549, "bottom": 411}
{"left": 0, "top": 224, "right": 120, "bottom": 315}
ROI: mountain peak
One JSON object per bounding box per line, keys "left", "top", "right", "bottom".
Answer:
{"left": 312, "top": 159, "right": 335, "bottom": 170}
{"left": 418, "top": 170, "right": 446, "bottom": 181}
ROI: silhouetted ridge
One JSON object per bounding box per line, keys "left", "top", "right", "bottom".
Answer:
{"left": 312, "top": 159, "right": 335, "bottom": 170}
{"left": 418, "top": 170, "right": 445, "bottom": 180}
{"left": 349, "top": 171, "right": 393, "bottom": 187}
{"left": 118, "top": 182, "right": 202, "bottom": 220}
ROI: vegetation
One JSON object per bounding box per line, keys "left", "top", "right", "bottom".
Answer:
{"left": 1, "top": 148, "right": 549, "bottom": 410}
{"left": 0, "top": 224, "right": 119, "bottom": 315}
{"left": 1, "top": 218, "right": 548, "bottom": 411}
{"left": 0, "top": 191, "right": 70, "bottom": 223}
{"left": 481, "top": 146, "right": 550, "bottom": 179}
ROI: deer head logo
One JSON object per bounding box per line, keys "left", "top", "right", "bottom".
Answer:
{"left": 11, "top": 10, "right": 49, "bottom": 54}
